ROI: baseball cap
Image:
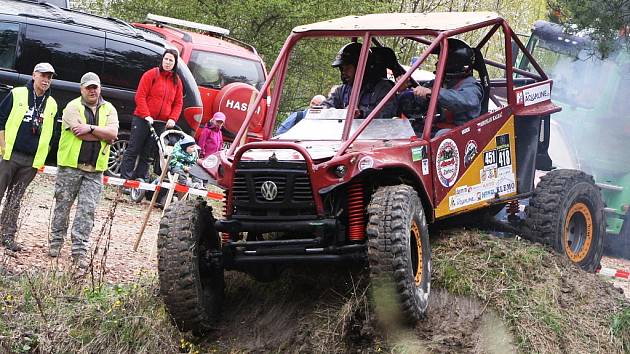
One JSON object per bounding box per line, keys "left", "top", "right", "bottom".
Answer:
{"left": 80, "top": 72, "right": 101, "bottom": 87}
{"left": 33, "top": 62, "right": 55, "bottom": 75}
{"left": 213, "top": 112, "right": 226, "bottom": 121}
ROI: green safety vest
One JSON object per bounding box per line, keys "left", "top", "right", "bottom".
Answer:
{"left": 3, "top": 86, "right": 57, "bottom": 168}
{"left": 57, "top": 97, "right": 113, "bottom": 172}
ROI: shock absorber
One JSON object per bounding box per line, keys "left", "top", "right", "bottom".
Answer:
{"left": 507, "top": 200, "right": 520, "bottom": 223}
{"left": 347, "top": 180, "right": 365, "bottom": 241}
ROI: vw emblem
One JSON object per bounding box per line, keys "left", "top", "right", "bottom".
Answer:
{"left": 260, "top": 181, "right": 278, "bottom": 201}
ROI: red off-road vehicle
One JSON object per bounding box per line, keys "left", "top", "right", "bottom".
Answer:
{"left": 157, "top": 12, "right": 605, "bottom": 331}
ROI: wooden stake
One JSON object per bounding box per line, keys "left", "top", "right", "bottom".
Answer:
{"left": 134, "top": 154, "right": 172, "bottom": 252}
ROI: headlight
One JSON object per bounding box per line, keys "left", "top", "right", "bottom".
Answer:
{"left": 333, "top": 165, "right": 347, "bottom": 178}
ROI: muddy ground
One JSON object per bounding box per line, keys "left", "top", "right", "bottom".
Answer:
{"left": 1, "top": 174, "right": 629, "bottom": 353}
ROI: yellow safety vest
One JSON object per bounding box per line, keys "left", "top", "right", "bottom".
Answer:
{"left": 57, "top": 97, "right": 113, "bottom": 172}
{"left": 3, "top": 87, "right": 57, "bottom": 168}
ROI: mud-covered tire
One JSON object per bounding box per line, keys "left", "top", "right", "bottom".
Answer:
{"left": 157, "top": 199, "right": 224, "bottom": 332}
{"left": 523, "top": 169, "right": 604, "bottom": 272}
{"left": 367, "top": 185, "right": 431, "bottom": 324}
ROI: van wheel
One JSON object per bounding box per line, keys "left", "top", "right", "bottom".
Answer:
{"left": 367, "top": 185, "right": 431, "bottom": 324}
{"left": 523, "top": 169, "right": 604, "bottom": 272}
{"left": 107, "top": 132, "right": 129, "bottom": 177}
{"left": 158, "top": 199, "right": 224, "bottom": 333}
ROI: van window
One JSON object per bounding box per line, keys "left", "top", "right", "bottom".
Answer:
{"left": 188, "top": 50, "right": 265, "bottom": 90}
{"left": 0, "top": 22, "right": 19, "bottom": 70}
{"left": 21, "top": 25, "right": 104, "bottom": 82}
{"left": 104, "top": 39, "right": 162, "bottom": 89}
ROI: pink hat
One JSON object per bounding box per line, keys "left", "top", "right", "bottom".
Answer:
{"left": 213, "top": 112, "right": 226, "bottom": 121}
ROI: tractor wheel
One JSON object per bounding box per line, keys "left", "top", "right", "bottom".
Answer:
{"left": 523, "top": 169, "right": 604, "bottom": 272}
{"left": 157, "top": 199, "right": 224, "bottom": 333}
{"left": 367, "top": 185, "right": 431, "bottom": 324}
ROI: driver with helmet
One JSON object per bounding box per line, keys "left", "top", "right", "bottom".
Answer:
{"left": 412, "top": 38, "right": 483, "bottom": 127}
{"left": 321, "top": 42, "right": 397, "bottom": 118}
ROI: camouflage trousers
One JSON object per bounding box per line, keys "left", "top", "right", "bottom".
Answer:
{"left": 50, "top": 167, "right": 103, "bottom": 259}
{"left": 0, "top": 158, "right": 37, "bottom": 241}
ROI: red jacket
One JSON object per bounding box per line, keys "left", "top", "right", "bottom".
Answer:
{"left": 134, "top": 67, "right": 183, "bottom": 122}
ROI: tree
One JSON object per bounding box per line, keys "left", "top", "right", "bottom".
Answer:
{"left": 549, "top": 0, "right": 629, "bottom": 54}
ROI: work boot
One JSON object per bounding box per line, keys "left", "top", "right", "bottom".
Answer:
{"left": 72, "top": 255, "right": 90, "bottom": 270}
{"left": 48, "top": 243, "right": 62, "bottom": 257}
{"left": 2, "top": 238, "right": 23, "bottom": 252}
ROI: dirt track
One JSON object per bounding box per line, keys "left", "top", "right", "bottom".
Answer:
{"left": 0, "top": 174, "right": 160, "bottom": 282}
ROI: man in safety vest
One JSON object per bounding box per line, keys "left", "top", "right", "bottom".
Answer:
{"left": 50, "top": 72, "right": 118, "bottom": 268}
{"left": 0, "top": 62, "right": 57, "bottom": 252}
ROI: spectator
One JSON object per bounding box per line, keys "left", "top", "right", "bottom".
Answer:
{"left": 197, "top": 111, "right": 225, "bottom": 157}
{"left": 276, "top": 94, "right": 326, "bottom": 134}
{"left": 321, "top": 42, "right": 397, "bottom": 118}
{"left": 0, "top": 63, "right": 58, "bottom": 251}
{"left": 169, "top": 134, "right": 202, "bottom": 187}
{"left": 119, "top": 48, "right": 183, "bottom": 182}
{"left": 50, "top": 72, "right": 118, "bottom": 268}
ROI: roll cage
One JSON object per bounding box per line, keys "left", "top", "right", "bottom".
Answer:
{"left": 227, "top": 12, "right": 550, "bottom": 157}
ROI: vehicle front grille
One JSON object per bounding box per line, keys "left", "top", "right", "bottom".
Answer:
{"left": 231, "top": 161, "right": 316, "bottom": 220}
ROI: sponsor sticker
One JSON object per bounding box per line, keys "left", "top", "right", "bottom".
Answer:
{"left": 436, "top": 139, "right": 460, "bottom": 188}
{"left": 463, "top": 140, "right": 478, "bottom": 168}
{"left": 411, "top": 146, "right": 426, "bottom": 162}
{"left": 522, "top": 82, "right": 551, "bottom": 106}
{"left": 422, "top": 159, "right": 429, "bottom": 175}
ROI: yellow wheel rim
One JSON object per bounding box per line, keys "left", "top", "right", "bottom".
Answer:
{"left": 563, "top": 202, "right": 593, "bottom": 262}
{"left": 411, "top": 221, "right": 423, "bottom": 286}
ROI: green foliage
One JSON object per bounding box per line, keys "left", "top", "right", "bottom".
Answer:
{"left": 549, "top": 0, "right": 628, "bottom": 55}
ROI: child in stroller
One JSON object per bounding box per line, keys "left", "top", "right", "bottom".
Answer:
{"left": 168, "top": 134, "right": 204, "bottom": 189}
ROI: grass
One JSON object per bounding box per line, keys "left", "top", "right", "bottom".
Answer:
{"left": 431, "top": 229, "right": 630, "bottom": 354}
{"left": 0, "top": 270, "right": 193, "bottom": 353}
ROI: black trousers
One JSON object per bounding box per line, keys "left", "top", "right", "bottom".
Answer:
{"left": 119, "top": 116, "right": 164, "bottom": 180}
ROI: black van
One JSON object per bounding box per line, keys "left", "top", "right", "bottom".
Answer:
{"left": 0, "top": 0, "right": 203, "bottom": 175}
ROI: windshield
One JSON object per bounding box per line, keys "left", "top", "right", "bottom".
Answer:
{"left": 529, "top": 36, "right": 616, "bottom": 109}
{"left": 274, "top": 108, "right": 416, "bottom": 141}
{"left": 188, "top": 50, "right": 265, "bottom": 90}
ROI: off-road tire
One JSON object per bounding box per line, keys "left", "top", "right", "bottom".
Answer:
{"left": 367, "top": 185, "right": 431, "bottom": 324}
{"left": 523, "top": 169, "right": 604, "bottom": 272}
{"left": 157, "top": 199, "right": 224, "bottom": 332}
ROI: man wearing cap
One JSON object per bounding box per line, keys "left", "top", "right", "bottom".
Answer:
{"left": 276, "top": 94, "right": 326, "bottom": 135}
{"left": 0, "top": 62, "right": 57, "bottom": 251}
{"left": 50, "top": 72, "right": 118, "bottom": 268}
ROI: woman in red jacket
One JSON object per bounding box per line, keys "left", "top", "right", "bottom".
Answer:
{"left": 119, "top": 48, "right": 183, "bottom": 181}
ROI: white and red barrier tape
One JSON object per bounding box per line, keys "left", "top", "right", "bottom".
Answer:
{"left": 597, "top": 267, "right": 630, "bottom": 280}
{"left": 38, "top": 165, "right": 223, "bottom": 201}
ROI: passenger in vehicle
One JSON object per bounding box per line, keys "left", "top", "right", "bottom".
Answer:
{"left": 120, "top": 48, "right": 184, "bottom": 183}
{"left": 412, "top": 39, "right": 483, "bottom": 131}
{"left": 0, "top": 63, "right": 58, "bottom": 252}
{"left": 276, "top": 94, "right": 326, "bottom": 134}
{"left": 321, "top": 42, "right": 397, "bottom": 118}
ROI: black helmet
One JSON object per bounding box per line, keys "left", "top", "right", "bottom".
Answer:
{"left": 434, "top": 38, "right": 475, "bottom": 75}
{"left": 332, "top": 42, "right": 363, "bottom": 67}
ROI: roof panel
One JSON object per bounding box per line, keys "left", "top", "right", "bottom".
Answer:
{"left": 293, "top": 12, "right": 501, "bottom": 33}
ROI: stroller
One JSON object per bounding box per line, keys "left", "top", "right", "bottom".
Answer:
{"left": 129, "top": 125, "right": 192, "bottom": 205}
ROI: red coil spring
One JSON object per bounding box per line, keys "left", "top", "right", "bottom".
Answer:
{"left": 347, "top": 181, "right": 365, "bottom": 241}
{"left": 506, "top": 200, "right": 520, "bottom": 216}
